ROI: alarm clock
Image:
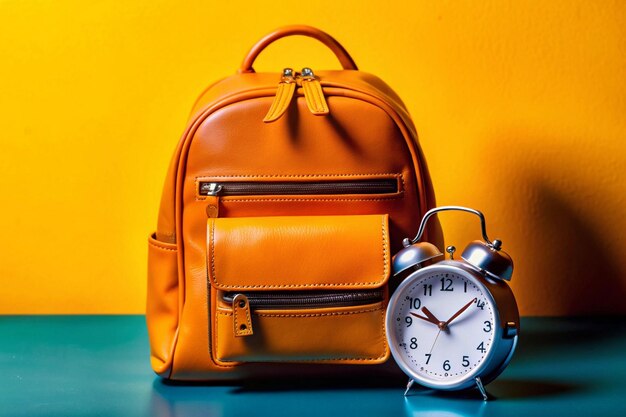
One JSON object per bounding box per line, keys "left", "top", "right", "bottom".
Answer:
{"left": 386, "top": 206, "right": 519, "bottom": 400}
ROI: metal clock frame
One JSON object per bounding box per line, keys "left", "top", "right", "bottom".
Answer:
{"left": 386, "top": 206, "right": 520, "bottom": 400}
{"left": 386, "top": 262, "right": 518, "bottom": 396}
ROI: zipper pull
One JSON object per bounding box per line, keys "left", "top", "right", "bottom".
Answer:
{"left": 202, "top": 183, "right": 223, "bottom": 218}
{"left": 263, "top": 68, "right": 297, "bottom": 123}
{"left": 232, "top": 294, "right": 253, "bottom": 337}
{"left": 301, "top": 67, "right": 329, "bottom": 116}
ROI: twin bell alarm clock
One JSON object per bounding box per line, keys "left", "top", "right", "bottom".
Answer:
{"left": 386, "top": 206, "right": 519, "bottom": 400}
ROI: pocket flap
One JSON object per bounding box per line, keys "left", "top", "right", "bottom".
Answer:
{"left": 207, "top": 214, "right": 390, "bottom": 291}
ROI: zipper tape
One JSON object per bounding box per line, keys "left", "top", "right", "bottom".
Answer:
{"left": 223, "top": 289, "right": 384, "bottom": 310}
{"left": 199, "top": 179, "right": 398, "bottom": 197}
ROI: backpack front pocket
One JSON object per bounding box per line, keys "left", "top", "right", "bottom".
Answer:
{"left": 207, "top": 214, "right": 391, "bottom": 365}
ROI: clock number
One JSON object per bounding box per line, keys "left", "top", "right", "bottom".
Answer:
{"left": 443, "top": 360, "right": 451, "bottom": 371}
{"left": 405, "top": 316, "right": 413, "bottom": 327}
{"left": 423, "top": 284, "right": 432, "bottom": 296}
{"left": 464, "top": 281, "right": 468, "bottom": 293}
{"left": 477, "top": 342, "right": 486, "bottom": 353}
{"left": 409, "top": 297, "right": 421, "bottom": 310}
{"left": 440, "top": 278, "right": 453, "bottom": 291}
{"left": 462, "top": 356, "right": 470, "bottom": 367}
{"left": 483, "top": 321, "right": 492, "bottom": 332}
{"left": 425, "top": 353, "right": 431, "bottom": 364}
{"left": 410, "top": 338, "right": 418, "bottom": 349}
{"left": 475, "top": 299, "right": 486, "bottom": 310}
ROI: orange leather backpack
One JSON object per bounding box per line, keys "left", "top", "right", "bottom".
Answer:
{"left": 147, "top": 25, "right": 441, "bottom": 380}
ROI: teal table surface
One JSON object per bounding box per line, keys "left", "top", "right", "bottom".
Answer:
{"left": 1, "top": 316, "right": 625, "bottom": 417}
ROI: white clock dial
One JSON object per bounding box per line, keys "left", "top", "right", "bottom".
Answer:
{"left": 390, "top": 268, "right": 498, "bottom": 388}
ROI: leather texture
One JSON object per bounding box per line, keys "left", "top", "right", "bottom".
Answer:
{"left": 146, "top": 233, "right": 179, "bottom": 376}
{"left": 208, "top": 215, "right": 390, "bottom": 291}
{"left": 147, "top": 25, "right": 442, "bottom": 380}
{"left": 239, "top": 25, "right": 358, "bottom": 73}
{"left": 231, "top": 294, "right": 253, "bottom": 337}
{"left": 214, "top": 302, "right": 388, "bottom": 365}
{"left": 262, "top": 80, "right": 296, "bottom": 122}
{"left": 302, "top": 77, "right": 329, "bottom": 115}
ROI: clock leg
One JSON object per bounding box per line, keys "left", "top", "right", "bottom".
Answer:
{"left": 403, "top": 379, "right": 415, "bottom": 396}
{"left": 475, "top": 377, "right": 489, "bottom": 401}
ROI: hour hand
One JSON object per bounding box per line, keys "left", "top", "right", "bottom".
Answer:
{"left": 410, "top": 310, "right": 439, "bottom": 326}
{"left": 421, "top": 306, "right": 442, "bottom": 324}
{"left": 421, "top": 306, "right": 448, "bottom": 330}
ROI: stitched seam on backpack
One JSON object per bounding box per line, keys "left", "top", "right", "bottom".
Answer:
{"left": 381, "top": 216, "right": 389, "bottom": 281}
{"left": 195, "top": 173, "right": 405, "bottom": 201}
{"left": 309, "top": 81, "right": 327, "bottom": 112}
{"left": 210, "top": 216, "right": 389, "bottom": 289}
{"left": 219, "top": 306, "right": 380, "bottom": 318}
{"left": 215, "top": 306, "right": 387, "bottom": 362}
{"left": 221, "top": 196, "right": 403, "bottom": 203}
{"left": 214, "top": 310, "right": 243, "bottom": 367}
{"left": 148, "top": 240, "right": 177, "bottom": 252}
{"left": 207, "top": 220, "right": 236, "bottom": 368}
{"left": 197, "top": 172, "right": 402, "bottom": 179}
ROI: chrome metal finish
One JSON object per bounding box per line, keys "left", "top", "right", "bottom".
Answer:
{"left": 301, "top": 67, "right": 314, "bottom": 78}
{"left": 408, "top": 206, "right": 492, "bottom": 246}
{"left": 387, "top": 263, "right": 504, "bottom": 391}
{"left": 404, "top": 379, "right": 415, "bottom": 396}
{"left": 282, "top": 67, "right": 294, "bottom": 79}
{"left": 386, "top": 262, "right": 519, "bottom": 393}
{"left": 475, "top": 377, "right": 489, "bottom": 401}
{"left": 392, "top": 242, "right": 443, "bottom": 275}
{"left": 200, "top": 183, "right": 223, "bottom": 196}
{"left": 461, "top": 240, "right": 514, "bottom": 281}
{"left": 446, "top": 245, "right": 456, "bottom": 260}
{"left": 504, "top": 321, "right": 518, "bottom": 338}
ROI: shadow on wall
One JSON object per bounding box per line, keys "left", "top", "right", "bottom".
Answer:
{"left": 475, "top": 129, "right": 626, "bottom": 316}
{"left": 523, "top": 182, "right": 626, "bottom": 314}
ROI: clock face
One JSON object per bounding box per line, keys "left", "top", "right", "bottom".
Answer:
{"left": 387, "top": 265, "right": 500, "bottom": 389}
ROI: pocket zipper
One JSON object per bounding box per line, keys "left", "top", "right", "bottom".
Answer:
{"left": 223, "top": 289, "right": 384, "bottom": 309}
{"left": 225, "top": 290, "right": 384, "bottom": 337}
{"left": 199, "top": 179, "right": 398, "bottom": 197}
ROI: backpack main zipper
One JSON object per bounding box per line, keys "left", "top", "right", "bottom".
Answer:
{"left": 263, "top": 67, "right": 328, "bottom": 123}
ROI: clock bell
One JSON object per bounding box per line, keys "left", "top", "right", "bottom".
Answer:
{"left": 392, "top": 206, "right": 514, "bottom": 282}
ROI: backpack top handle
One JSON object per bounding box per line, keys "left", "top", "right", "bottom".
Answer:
{"left": 239, "top": 25, "right": 358, "bottom": 73}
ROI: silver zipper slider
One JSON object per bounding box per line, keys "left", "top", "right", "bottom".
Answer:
{"left": 301, "top": 67, "right": 329, "bottom": 116}
{"left": 301, "top": 67, "right": 314, "bottom": 79}
{"left": 200, "top": 183, "right": 223, "bottom": 196}
{"left": 282, "top": 67, "right": 295, "bottom": 81}
{"left": 201, "top": 183, "right": 223, "bottom": 218}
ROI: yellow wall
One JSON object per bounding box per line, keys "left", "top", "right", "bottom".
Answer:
{"left": 1, "top": 1, "right": 625, "bottom": 315}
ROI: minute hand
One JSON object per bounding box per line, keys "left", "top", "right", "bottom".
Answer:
{"left": 444, "top": 298, "right": 477, "bottom": 327}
